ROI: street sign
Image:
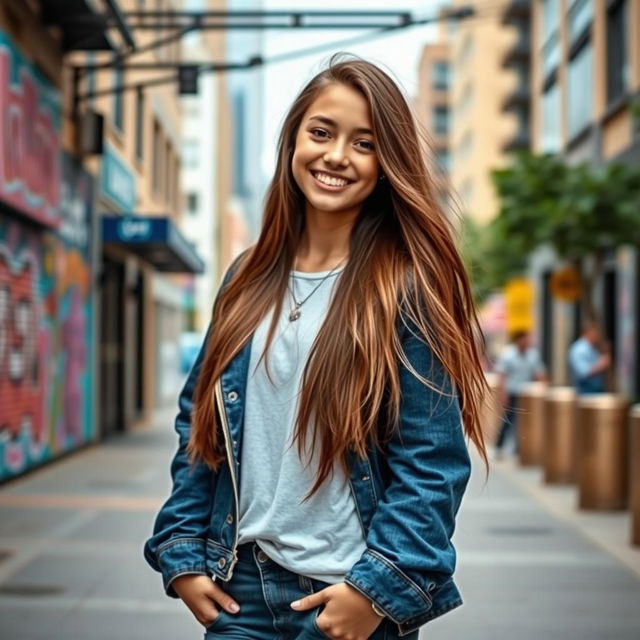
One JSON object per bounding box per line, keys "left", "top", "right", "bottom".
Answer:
{"left": 550, "top": 266, "right": 581, "bottom": 302}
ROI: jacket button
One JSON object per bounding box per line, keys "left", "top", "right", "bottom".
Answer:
{"left": 218, "top": 557, "right": 226, "bottom": 569}
{"left": 361, "top": 475, "right": 370, "bottom": 481}
{"left": 225, "top": 513, "right": 234, "bottom": 524}
{"left": 227, "top": 391, "right": 239, "bottom": 402}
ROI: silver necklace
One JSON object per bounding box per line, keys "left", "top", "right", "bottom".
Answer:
{"left": 288, "top": 261, "right": 345, "bottom": 322}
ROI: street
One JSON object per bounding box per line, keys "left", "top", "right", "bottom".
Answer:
{"left": 0, "top": 408, "right": 639, "bottom": 640}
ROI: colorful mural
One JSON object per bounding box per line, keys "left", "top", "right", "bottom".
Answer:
{"left": 0, "top": 153, "right": 94, "bottom": 481}
{"left": 0, "top": 30, "right": 61, "bottom": 228}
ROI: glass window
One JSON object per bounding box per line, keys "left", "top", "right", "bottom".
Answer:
{"left": 541, "top": 0, "right": 560, "bottom": 76}
{"left": 182, "top": 139, "right": 199, "bottom": 168}
{"left": 541, "top": 81, "right": 561, "bottom": 153}
{"left": 568, "top": 0, "right": 593, "bottom": 44}
{"left": 152, "top": 119, "right": 162, "bottom": 195}
{"left": 606, "top": 0, "right": 629, "bottom": 104}
{"left": 541, "top": 0, "right": 560, "bottom": 43}
{"left": 135, "top": 89, "right": 144, "bottom": 162}
{"left": 567, "top": 41, "right": 594, "bottom": 139}
{"left": 432, "top": 61, "right": 449, "bottom": 90}
{"left": 433, "top": 105, "right": 449, "bottom": 135}
{"left": 112, "top": 65, "right": 124, "bottom": 132}
{"left": 187, "top": 192, "right": 198, "bottom": 214}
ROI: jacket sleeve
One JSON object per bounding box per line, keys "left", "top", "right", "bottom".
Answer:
{"left": 143, "top": 257, "right": 242, "bottom": 598}
{"left": 344, "top": 315, "right": 472, "bottom": 633}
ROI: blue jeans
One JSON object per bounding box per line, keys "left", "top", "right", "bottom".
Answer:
{"left": 204, "top": 542, "right": 419, "bottom": 639}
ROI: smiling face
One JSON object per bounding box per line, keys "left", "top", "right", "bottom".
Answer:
{"left": 291, "top": 83, "right": 381, "bottom": 219}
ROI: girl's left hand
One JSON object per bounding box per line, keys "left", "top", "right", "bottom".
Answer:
{"left": 291, "top": 582, "right": 384, "bottom": 639}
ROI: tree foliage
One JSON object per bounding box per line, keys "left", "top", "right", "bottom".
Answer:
{"left": 467, "top": 150, "right": 640, "bottom": 316}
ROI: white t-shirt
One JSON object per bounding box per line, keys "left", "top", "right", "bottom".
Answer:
{"left": 237, "top": 265, "right": 366, "bottom": 583}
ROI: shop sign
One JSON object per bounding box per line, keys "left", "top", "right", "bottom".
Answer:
{"left": 504, "top": 277, "right": 534, "bottom": 333}
{"left": 100, "top": 143, "right": 136, "bottom": 212}
{"left": 0, "top": 30, "right": 62, "bottom": 227}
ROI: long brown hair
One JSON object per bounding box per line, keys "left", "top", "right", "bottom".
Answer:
{"left": 189, "top": 54, "right": 488, "bottom": 495}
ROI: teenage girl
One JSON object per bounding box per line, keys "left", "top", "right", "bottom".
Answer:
{"left": 144, "top": 55, "right": 488, "bottom": 640}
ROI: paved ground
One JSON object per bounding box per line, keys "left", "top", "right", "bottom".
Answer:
{"left": 0, "top": 408, "right": 639, "bottom": 640}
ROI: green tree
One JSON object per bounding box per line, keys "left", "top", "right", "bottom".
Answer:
{"left": 489, "top": 151, "right": 640, "bottom": 323}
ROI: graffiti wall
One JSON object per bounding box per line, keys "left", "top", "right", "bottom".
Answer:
{"left": 0, "top": 164, "right": 94, "bottom": 482}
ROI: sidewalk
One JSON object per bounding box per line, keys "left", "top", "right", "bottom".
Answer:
{"left": 0, "top": 412, "right": 639, "bottom": 639}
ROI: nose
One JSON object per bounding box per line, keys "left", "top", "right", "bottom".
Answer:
{"left": 323, "top": 141, "right": 349, "bottom": 167}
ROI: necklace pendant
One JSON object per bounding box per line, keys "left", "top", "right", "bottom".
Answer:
{"left": 289, "top": 307, "right": 301, "bottom": 322}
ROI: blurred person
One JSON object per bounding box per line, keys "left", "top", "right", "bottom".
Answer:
{"left": 568, "top": 322, "right": 611, "bottom": 394}
{"left": 144, "top": 54, "right": 488, "bottom": 640}
{"left": 493, "top": 330, "right": 547, "bottom": 459}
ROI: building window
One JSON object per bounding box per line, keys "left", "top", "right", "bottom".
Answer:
{"left": 187, "top": 192, "right": 198, "bottom": 214}
{"left": 606, "top": 0, "right": 628, "bottom": 104}
{"left": 112, "top": 65, "right": 124, "bottom": 132}
{"left": 433, "top": 105, "right": 449, "bottom": 135}
{"left": 541, "top": 81, "right": 561, "bottom": 153}
{"left": 135, "top": 89, "right": 144, "bottom": 162}
{"left": 541, "top": 0, "right": 560, "bottom": 77}
{"left": 182, "top": 139, "right": 199, "bottom": 168}
{"left": 567, "top": 40, "right": 593, "bottom": 139}
{"left": 568, "top": 0, "right": 593, "bottom": 45}
{"left": 431, "top": 61, "right": 449, "bottom": 90}
{"left": 152, "top": 119, "right": 162, "bottom": 195}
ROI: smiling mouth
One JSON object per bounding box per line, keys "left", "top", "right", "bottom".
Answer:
{"left": 310, "top": 170, "right": 355, "bottom": 190}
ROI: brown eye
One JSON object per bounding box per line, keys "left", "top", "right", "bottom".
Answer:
{"left": 357, "top": 140, "right": 375, "bottom": 151}
{"left": 310, "top": 128, "right": 330, "bottom": 138}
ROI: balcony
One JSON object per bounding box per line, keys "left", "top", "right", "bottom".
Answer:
{"left": 502, "top": 130, "right": 531, "bottom": 153}
{"left": 502, "top": 86, "right": 531, "bottom": 111}
{"left": 501, "top": 0, "right": 531, "bottom": 24}
{"left": 502, "top": 37, "right": 531, "bottom": 66}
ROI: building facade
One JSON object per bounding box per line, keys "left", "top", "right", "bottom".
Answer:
{"left": 449, "top": 0, "right": 527, "bottom": 224}
{"left": 529, "top": 0, "right": 640, "bottom": 394}
{"left": 416, "top": 15, "right": 453, "bottom": 216}
{"left": 0, "top": 2, "right": 108, "bottom": 481}
{"left": 0, "top": 0, "right": 213, "bottom": 482}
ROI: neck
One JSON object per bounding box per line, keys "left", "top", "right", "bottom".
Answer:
{"left": 296, "top": 203, "right": 357, "bottom": 271}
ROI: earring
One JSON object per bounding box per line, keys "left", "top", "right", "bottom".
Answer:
{"left": 379, "top": 173, "right": 387, "bottom": 181}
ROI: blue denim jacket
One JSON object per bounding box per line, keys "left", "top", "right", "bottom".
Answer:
{"left": 143, "top": 263, "right": 472, "bottom": 637}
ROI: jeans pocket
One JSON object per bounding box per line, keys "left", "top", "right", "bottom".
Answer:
{"left": 205, "top": 609, "right": 228, "bottom": 632}
{"left": 311, "top": 606, "right": 333, "bottom": 640}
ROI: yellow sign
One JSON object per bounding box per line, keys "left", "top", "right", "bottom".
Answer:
{"left": 504, "top": 277, "right": 534, "bottom": 333}
{"left": 550, "top": 266, "right": 581, "bottom": 302}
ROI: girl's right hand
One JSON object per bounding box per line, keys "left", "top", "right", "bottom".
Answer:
{"left": 171, "top": 574, "right": 241, "bottom": 628}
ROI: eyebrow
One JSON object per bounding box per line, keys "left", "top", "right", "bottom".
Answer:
{"left": 308, "top": 115, "right": 373, "bottom": 136}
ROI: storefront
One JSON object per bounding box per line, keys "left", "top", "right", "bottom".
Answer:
{"left": 98, "top": 145, "right": 204, "bottom": 433}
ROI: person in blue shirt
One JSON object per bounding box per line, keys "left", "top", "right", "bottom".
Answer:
{"left": 568, "top": 322, "right": 611, "bottom": 394}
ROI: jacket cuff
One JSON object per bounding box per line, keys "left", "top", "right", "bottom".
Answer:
{"left": 156, "top": 537, "right": 209, "bottom": 598}
{"left": 344, "top": 549, "right": 435, "bottom": 625}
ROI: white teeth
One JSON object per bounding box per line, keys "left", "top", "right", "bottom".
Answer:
{"left": 314, "top": 171, "right": 349, "bottom": 187}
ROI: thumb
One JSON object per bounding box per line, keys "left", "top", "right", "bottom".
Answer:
{"left": 291, "top": 588, "right": 329, "bottom": 611}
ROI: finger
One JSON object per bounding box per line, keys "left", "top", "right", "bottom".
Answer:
{"left": 198, "top": 603, "right": 221, "bottom": 628}
{"left": 291, "top": 588, "right": 328, "bottom": 611}
{"left": 208, "top": 582, "right": 241, "bottom": 613}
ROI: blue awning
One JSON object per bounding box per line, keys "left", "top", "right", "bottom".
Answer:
{"left": 102, "top": 215, "right": 205, "bottom": 274}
